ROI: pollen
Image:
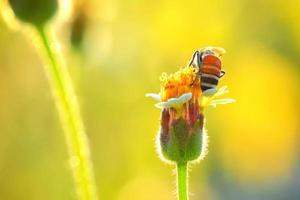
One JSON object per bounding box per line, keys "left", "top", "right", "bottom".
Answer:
{"left": 160, "top": 66, "right": 201, "bottom": 101}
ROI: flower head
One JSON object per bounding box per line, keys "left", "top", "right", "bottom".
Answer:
{"left": 160, "top": 66, "right": 201, "bottom": 101}
{"left": 146, "top": 47, "right": 234, "bottom": 164}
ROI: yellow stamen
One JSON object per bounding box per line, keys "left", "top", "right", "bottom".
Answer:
{"left": 160, "top": 66, "right": 201, "bottom": 101}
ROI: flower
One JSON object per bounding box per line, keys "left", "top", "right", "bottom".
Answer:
{"left": 146, "top": 52, "right": 234, "bottom": 164}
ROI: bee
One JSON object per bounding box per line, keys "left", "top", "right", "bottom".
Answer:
{"left": 189, "top": 47, "right": 226, "bottom": 91}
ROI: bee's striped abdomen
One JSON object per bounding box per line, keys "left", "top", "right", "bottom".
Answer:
{"left": 200, "top": 55, "right": 222, "bottom": 91}
{"left": 200, "top": 73, "right": 220, "bottom": 91}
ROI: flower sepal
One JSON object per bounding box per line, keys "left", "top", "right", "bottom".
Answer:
{"left": 158, "top": 110, "right": 207, "bottom": 164}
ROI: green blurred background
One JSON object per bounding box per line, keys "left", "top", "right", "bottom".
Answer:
{"left": 0, "top": 0, "right": 300, "bottom": 199}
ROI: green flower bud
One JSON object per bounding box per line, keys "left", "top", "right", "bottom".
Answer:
{"left": 8, "top": 0, "right": 58, "bottom": 26}
{"left": 157, "top": 103, "right": 207, "bottom": 164}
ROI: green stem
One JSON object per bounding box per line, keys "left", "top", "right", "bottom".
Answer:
{"left": 35, "top": 26, "right": 98, "bottom": 200}
{"left": 177, "top": 162, "right": 189, "bottom": 200}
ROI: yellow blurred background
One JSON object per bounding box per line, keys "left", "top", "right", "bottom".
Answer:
{"left": 0, "top": 0, "right": 299, "bottom": 199}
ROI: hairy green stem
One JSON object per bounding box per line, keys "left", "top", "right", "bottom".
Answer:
{"left": 177, "top": 162, "right": 189, "bottom": 200}
{"left": 36, "top": 26, "right": 98, "bottom": 200}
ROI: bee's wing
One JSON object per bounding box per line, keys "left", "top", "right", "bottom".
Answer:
{"left": 189, "top": 50, "right": 202, "bottom": 68}
{"left": 206, "top": 46, "right": 226, "bottom": 57}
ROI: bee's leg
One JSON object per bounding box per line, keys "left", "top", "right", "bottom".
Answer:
{"left": 190, "top": 72, "right": 201, "bottom": 86}
{"left": 190, "top": 77, "right": 197, "bottom": 86}
{"left": 220, "top": 70, "right": 226, "bottom": 78}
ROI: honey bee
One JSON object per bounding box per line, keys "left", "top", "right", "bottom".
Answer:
{"left": 189, "top": 47, "right": 226, "bottom": 91}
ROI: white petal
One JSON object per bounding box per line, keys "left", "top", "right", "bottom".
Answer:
{"left": 145, "top": 93, "right": 161, "bottom": 102}
{"left": 215, "top": 85, "right": 229, "bottom": 97}
{"left": 210, "top": 98, "right": 236, "bottom": 106}
{"left": 177, "top": 93, "right": 193, "bottom": 104}
{"left": 210, "top": 103, "right": 217, "bottom": 108}
{"left": 154, "top": 93, "right": 192, "bottom": 109}
{"left": 202, "top": 88, "right": 218, "bottom": 97}
{"left": 155, "top": 100, "right": 179, "bottom": 108}
{"left": 154, "top": 102, "right": 168, "bottom": 108}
